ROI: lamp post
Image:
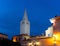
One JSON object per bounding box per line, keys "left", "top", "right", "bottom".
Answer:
{"left": 53, "top": 36, "right": 56, "bottom": 46}
{"left": 28, "top": 40, "right": 40, "bottom": 46}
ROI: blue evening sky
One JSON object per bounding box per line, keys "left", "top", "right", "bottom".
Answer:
{"left": 0, "top": 0, "right": 60, "bottom": 39}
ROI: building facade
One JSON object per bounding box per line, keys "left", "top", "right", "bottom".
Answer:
{"left": 45, "top": 26, "right": 53, "bottom": 37}
{"left": 0, "top": 33, "right": 8, "bottom": 39}
{"left": 50, "top": 16, "right": 60, "bottom": 41}
{"left": 49, "top": 16, "right": 60, "bottom": 34}
{"left": 52, "top": 16, "right": 60, "bottom": 34}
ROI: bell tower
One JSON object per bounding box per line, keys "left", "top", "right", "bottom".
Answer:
{"left": 20, "top": 9, "right": 30, "bottom": 35}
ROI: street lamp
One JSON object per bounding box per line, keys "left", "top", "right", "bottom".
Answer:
{"left": 28, "top": 40, "right": 41, "bottom": 46}
{"left": 53, "top": 35, "right": 56, "bottom": 46}
{"left": 36, "top": 42, "right": 40, "bottom": 45}
{"left": 28, "top": 42, "right": 32, "bottom": 46}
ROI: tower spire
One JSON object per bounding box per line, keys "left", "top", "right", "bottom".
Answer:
{"left": 20, "top": 9, "right": 30, "bottom": 35}
{"left": 23, "top": 9, "right": 28, "bottom": 20}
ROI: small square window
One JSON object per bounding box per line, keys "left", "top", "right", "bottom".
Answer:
{"left": 22, "top": 22, "right": 25, "bottom": 24}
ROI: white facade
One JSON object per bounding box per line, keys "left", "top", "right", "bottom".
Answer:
{"left": 20, "top": 9, "right": 30, "bottom": 35}
{"left": 45, "top": 26, "right": 53, "bottom": 37}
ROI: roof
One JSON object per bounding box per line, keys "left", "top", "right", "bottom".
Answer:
{"left": 54, "top": 16, "right": 60, "bottom": 21}
{"left": 0, "top": 33, "right": 8, "bottom": 36}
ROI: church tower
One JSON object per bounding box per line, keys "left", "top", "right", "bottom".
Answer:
{"left": 20, "top": 9, "right": 30, "bottom": 35}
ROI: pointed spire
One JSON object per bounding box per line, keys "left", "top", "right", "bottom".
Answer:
{"left": 23, "top": 9, "right": 28, "bottom": 20}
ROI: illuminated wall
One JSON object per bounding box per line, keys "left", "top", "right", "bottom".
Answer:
{"left": 53, "top": 16, "right": 60, "bottom": 34}
{"left": 0, "top": 33, "right": 8, "bottom": 39}
{"left": 52, "top": 16, "right": 60, "bottom": 41}
{"left": 45, "top": 26, "right": 53, "bottom": 37}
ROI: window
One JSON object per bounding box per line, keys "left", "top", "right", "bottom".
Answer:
{"left": 22, "top": 22, "right": 25, "bottom": 24}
